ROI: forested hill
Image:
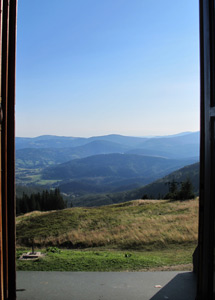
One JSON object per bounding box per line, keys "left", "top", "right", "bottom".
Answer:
{"left": 42, "top": 153, "right": 197, "bottom": 182}
{"left": 70, "top": 162, "right": 199, "bottom": 207}
{"left": 16, "top": 140, "right": 130, "bottom": 169}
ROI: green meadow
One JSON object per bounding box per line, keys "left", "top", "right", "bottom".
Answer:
{"left": 16, "top": 199, "right": 198, "bottom": 271}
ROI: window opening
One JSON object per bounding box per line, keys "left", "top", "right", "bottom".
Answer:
{"left": 15, "top": 1, "right": 200, "bottom": 299}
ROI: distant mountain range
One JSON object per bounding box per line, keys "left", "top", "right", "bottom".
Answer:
{"left": 16, "top": 140, "right": 130, "bottom": 169}
{"left": 16, "top": 132, "right": 199, "bottom": 169}
{"left": 15, "top": 131, "right": 195, "bottom": 150}
{"left": 15, "top": 134, "right": 147, "bottom": 150}
{"left": 15, "top": 132, "right": 200, "bottom": 203}
{"left": 127, "top": 132, "right": 200, "bottom": 159}
{"left": 40, "top": 153, "right": 197, "bottom": 195}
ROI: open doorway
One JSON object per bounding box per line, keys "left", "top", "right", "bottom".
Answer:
{"left": 15, "top": 0, "right": 200, "bottom": 274}
{"left": 2, "top": 0, "right": 212, "bottom": 298}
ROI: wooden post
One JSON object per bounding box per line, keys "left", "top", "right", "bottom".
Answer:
{"left": 0, "top": 1, "right": 17, "bottom": 299}
{"left": 197, "top": 0, "right": 215, "bottom": 298}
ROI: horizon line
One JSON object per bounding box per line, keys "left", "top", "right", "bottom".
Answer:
{"left": 15, "top": 130, "right": 199, "bottom": 139}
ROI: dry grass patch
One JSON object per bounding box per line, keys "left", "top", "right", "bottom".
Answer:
{"left": 16, "top": 198, "right": 198, "bottom": 250}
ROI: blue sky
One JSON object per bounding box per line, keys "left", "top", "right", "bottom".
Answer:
{"left": 16, "top": 0, "right": 200, "bottom": 137}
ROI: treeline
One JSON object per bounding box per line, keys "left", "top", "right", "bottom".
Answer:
{"left": 16, "top": 188, "right": 67, "bottom": 215}
{"left": 141, "top": 178, "right": 195, "bottom": 201}
{"left": 164, "top": 178, "right": 195, "bottom": 200}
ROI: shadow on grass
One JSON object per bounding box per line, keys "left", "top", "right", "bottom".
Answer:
{"left": 150, "top": 272, "right": 197, "bottom": 300}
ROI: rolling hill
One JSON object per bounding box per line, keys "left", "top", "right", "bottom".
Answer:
{"left": 15, "top": 132, "right": 200, "bottom": 170}
{"left": 16, "top": 135, "right": 87, "bottom": 150}
{"left": 16, "top": 199, "right": 198, "bottom": 272}
{"left": 16, "top": 140, "right": 130, "bottom": 169}
{"left": 127, "top": 132, "right": 200, "bottom": 159}
{"left": 42, "top": 153, "right": 197, "bottom": 181}
{"left": 70, "top": 162, "right": 199, "bottom": 207}
{"left": 16, "top": 198, "right": 198, "bottom": 250}
{"left": 15, "top": 134, "right": 147, "bottom": 150}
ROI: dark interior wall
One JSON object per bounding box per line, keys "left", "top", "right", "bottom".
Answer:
{"left": 197, "top": 0, "right": 215, "bottom": 299}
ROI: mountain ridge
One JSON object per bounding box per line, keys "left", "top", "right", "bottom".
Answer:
{"left": 15, "top": 132, "right": 200, "bottom": 201}
{"left": 41, "top": 153, "right": 198, "bottom": 181}
{"left": 70, "top": 162, "right": 199, "bottom": 207}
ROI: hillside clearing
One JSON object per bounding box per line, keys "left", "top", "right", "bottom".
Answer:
{"left": 16, "top": 199, "right": 198, "bottom": 271}
{"left": 16, "top": 199, "right": 198, "bottom": 250}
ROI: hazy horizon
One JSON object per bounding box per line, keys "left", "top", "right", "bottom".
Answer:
{"left": 16, "top": 130, "right": 199, "bottom": 139}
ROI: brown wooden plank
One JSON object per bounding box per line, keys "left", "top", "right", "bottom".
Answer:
{"left": 1, "top": 1, "right": 9, "bottom": 299}
{"left": 197, "top": 0, "right": 215, "bottom": 298}
{"left": 0, "top": 0, "right": 4, "bottom": 299}
{"left": 0, "top": 0, "right": 17, "bottom": 299}
{"left": 0, "top": 116, "right": 4, "bottom": 298}
{"left": 0, "top": 148, "right": 3, "bottom": 300}
{"left": 6, "top": 1, "right": 17, "bottom": 299}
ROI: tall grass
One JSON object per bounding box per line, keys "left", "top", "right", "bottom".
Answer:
{"left": 16, "top": 199, "right": 198, "bottom": 250}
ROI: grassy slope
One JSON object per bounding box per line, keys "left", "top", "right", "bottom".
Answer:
{"left": 16, "top": 199, "right": 198, "bottom": 250}
{"left": 16, "top": 247, "right": 194, "bottom": 272}
{"left": 16, "top": 199, "right": 198, "bottom": 271}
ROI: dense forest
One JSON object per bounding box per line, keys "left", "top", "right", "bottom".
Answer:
{"left": 16, "top": 188, "right": 66, "bottom": 215}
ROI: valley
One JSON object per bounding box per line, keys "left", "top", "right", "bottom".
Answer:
{"left": 16, "top": 132, "right": 199, "bottom": 206}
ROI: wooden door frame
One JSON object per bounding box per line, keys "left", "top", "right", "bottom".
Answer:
{"left": 0, "top": 0, "right": 215, "bottom": 299}
{"left": 198, "top": 0, "right": 215, "bottom": 298}
{"left": 0, "top": 1, "right": 17, "bottom": 300}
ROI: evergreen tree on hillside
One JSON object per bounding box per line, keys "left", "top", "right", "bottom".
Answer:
{"left": 169, "top": 180, "right": 178, "bottom": 194}
{"left": 51, "top": 188, "right": 65, "bottom": 210}
{"left": 178, "top": 179, "right": 195, "bottom": 200}
{"left": 164, "top": 178, "right": 195, "bottom": 201}
{"left": 28, "top": 194, "right": 36, "bottom": 212}
{"left": 18, "top": 193, "right": 29, "bottom": 213}
{"left": 164, "top": 179, "right": 179, "bottom": 200}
